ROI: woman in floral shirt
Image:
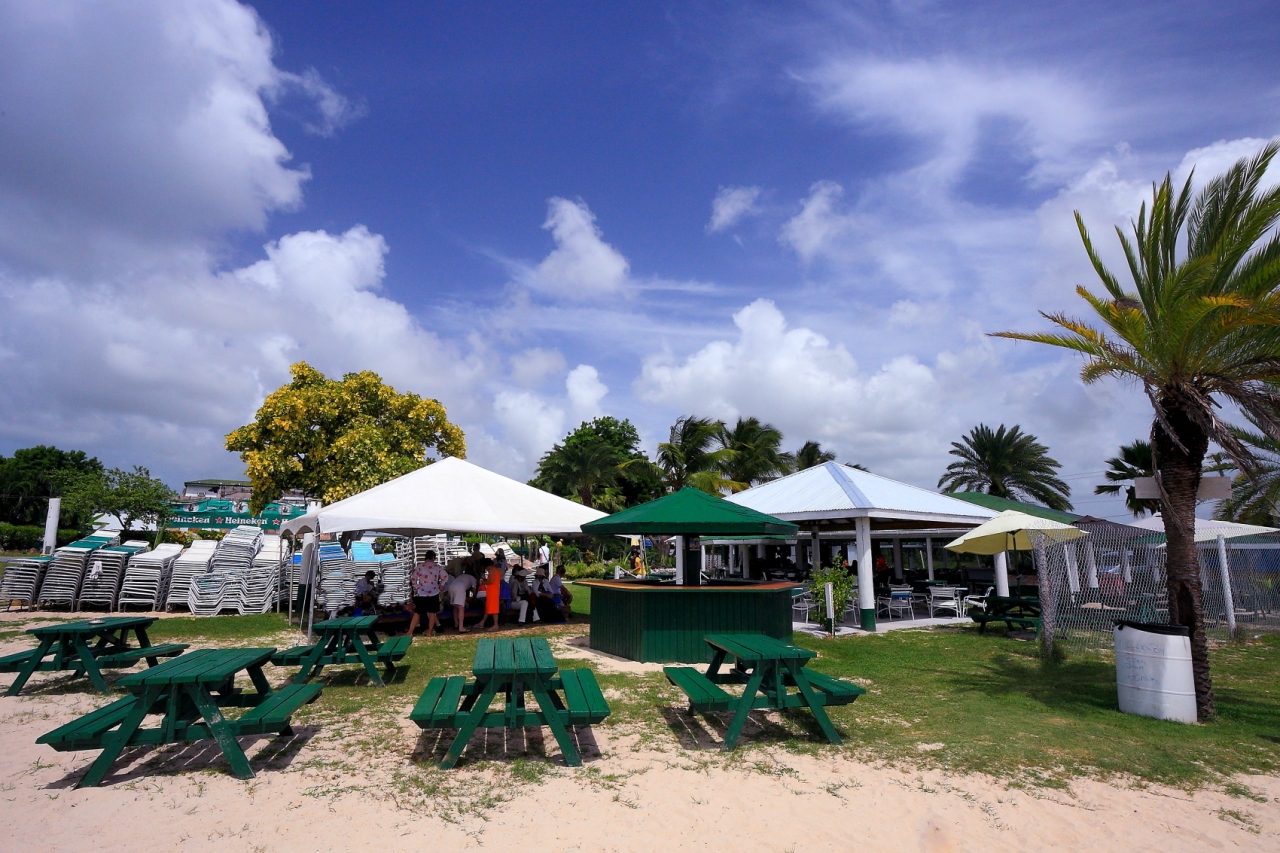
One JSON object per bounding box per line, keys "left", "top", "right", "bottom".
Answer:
{"left": 408, "top": 550, "right": 450, "bottom": 635}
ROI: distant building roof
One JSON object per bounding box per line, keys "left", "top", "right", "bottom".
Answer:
{"left": 184, "top": 478, "right": 252, "bottom": 488}
{"left": 945, "top": 491, "right": 1080, "bottom": 524}
{"left": 726, "top": 462, "right": 995, "bottom": 529}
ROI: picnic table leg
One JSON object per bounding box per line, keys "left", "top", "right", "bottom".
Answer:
{"left": 187, "top": 685, "right": 255, "bottom": 780}
{"left": 350, "top": 631, "right": 385, "bottom": 687}
{"left": 531, "top": 679, "right": 581, "bottom": 767}
{"left": 293, "top": 640, "right": 327, "bottom": 685}
{"left": 79, "top": 687, "right": 159, "bottom": 788}
{"left": 721, "top": 667, "right": 766, "bottom": 751}
{"left": 440, "top": 678, "right": 501, "bottom": 770}
{"left": 73, "top": 636, "right": 111, "bottom": 693}
{"left": 4, "top": 636, "right": 53, "bottom": 696}
{"left": 785, "top": 661, "right": 842, "bottom": 745}
{"left": 247, "top": 664, "right": 273, "bottom": 698}
{"left": 134, "top": 626, "right": 163, "bottom": 667}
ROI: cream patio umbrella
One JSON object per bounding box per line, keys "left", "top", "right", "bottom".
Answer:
{"left": 946, "top": 509, "right": 1085, "bottom": 658}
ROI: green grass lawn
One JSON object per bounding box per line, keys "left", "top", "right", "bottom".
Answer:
{"left": 46, "top": 606, "right": 1280, "bottom": 791}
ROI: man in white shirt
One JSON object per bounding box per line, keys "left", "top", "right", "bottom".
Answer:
{"left": 537, "top": 539, "right": 551, "bottom": 572}
{"left": 445, "top": 571, "right": 477, "bottom": 633}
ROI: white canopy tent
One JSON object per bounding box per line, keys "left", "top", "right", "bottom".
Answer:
{"left": 280, "top": 457, "right": 607, "bottom": 537}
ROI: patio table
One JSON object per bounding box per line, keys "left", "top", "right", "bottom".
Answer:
{"left": 1, "top": 616, "right": 187, "bottom": 696}
{"left": 37, "top": 647, "right": 320, "bottom": 787}
{"left": 410, "top": 636, "right": 609, "bottom": 769}
{"left": 271, "top": 615, "right": 411, "bottom": 687}
{"left": 664, "top": 633, "right": 865, "bottom": 750}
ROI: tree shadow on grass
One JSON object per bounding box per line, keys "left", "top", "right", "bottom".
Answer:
{"left": 940, "top": 654, "right": 1119, "bottom": 716}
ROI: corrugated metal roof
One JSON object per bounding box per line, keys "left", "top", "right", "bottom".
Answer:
{"left": 725, "top": 462, "right": 996, "bottom": 521}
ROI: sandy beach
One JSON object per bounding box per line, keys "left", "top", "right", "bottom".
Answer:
{"left": 2, "top": 644, "right": 1277, "bottom": 853}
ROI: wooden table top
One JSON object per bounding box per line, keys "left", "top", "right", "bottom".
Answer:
{"left": 28, "top": 616, "right": 155, "bottom": 637}
{"left": 472, "top": 637, "right": 557, "bottom": 678}
{"left": 117, "top": 648, "right": 275, "bottom": 689}
{"left": 703, "top": 633, "right": 816, "bottom": 663}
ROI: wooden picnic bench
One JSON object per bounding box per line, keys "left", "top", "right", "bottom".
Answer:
{"left": 410, "top": 636, "right": 609, "bottom": 769}
{"left": 271, "top": 615, "right": 411, "bottom": 687}
{"left": 37, "top": 647, "right": 320, "bottom": 788}
{"left": 1, "top": 616, "right": 187, "bottom": 696}
{"left": 970, "top": 596, "right": 1042, "bottom": 634}
{"left": 664, "top": 633, "right": 865, "bottom": 751}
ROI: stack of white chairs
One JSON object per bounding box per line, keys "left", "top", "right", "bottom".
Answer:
{"left": 188, "top": 572, "right": 234, "bottom": 616}
{"left": 37, "top": 533, "right": 119, "bottom": 609}
{"left": 412, "top": 534, "right": 465, "bottom": 563}
{"left": 119, "top": 543, "right": 184, "bottom": 610}
{"left": 376, "top": 558, "right": 412, "bottom": 605}
{"left": 210, "top": 526, "right": 263, "bottom": 574}
{"left": 239, "top": 535, "right": 286, "bottom": 614}
{"left": 316, "top": 542, "right": 357, "bottom": 613}
{"left": 1, "top": 556, "right": 51, "bottom": 609}
{"left": 166, "top": 540, "right": 218, "bottom": 610}
{"left": 77, "top": 541, "right": 150, "bottom": 610}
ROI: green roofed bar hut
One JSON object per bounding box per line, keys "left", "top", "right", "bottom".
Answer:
{"left": 579, "top": 488, "right": 801, "bottom": 663}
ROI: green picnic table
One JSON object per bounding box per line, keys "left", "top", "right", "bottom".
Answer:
{"left": 664, "top": 633, "right": 865, "bottom": 751}
{"left": 0, "top": 616, "right": 188, "bottom": 696}
{"left": 410, "top": 636, "right": 610, "bottom": 769}
{"left": 271, "top": 615, "right": 411, "bottom": 687}
{"left": 37, "top": 647, "right": 321, "bottom": 788}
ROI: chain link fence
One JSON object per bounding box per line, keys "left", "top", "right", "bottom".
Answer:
{"left": 1031, "top": 522, "right": 1280, "bottom": 656}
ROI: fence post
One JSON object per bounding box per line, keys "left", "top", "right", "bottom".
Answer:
{"left": 1034, "top": 533, "right": 1055, "bottom": 660}
{"left": 1216, "top": 533, "right": 1237, "bottom": 638}
{"left": 824, "top": 582, "right": 835, "bottom": 638}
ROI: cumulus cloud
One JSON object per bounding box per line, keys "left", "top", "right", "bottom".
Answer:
{"left": 531, "top": 198, "right": 631, "bottom": 298}
{"left": 509, "top": 348, "right": 568, "bottom": 387}
{"left": 707, "top": 185, "right": 763, "bottom": 233}
{"left": 565, "top": 365, "right": 608, "bottom": 419}
{"left": 779, "top": 181, "right": 858, "bottom": 262}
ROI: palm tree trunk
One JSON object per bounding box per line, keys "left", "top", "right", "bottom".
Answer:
{"left": 1153, "top": 405, "right": 1214, "bottom": 721}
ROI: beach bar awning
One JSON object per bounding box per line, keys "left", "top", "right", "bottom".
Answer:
{"left": 582, "top": 487, "right": 798, "bottom": 537}
{"left": 279, "top": 457, "right": 606, "bottom": 537}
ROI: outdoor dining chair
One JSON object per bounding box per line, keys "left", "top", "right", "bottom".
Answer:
{"left": 791, "top": 587, "right": 814, "bottom": 625}
{"left": 877, "top": 590, "right": 915, "bottom": 620}
{"left": 963, "top": 586, "right": 994, "bottom": 615}
{"left": 927, "top": 586, "right": 962, "bottom": 618}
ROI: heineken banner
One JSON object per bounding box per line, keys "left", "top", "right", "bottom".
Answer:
{"left": 167, "top": 500, "right": 301, "bottom": 531}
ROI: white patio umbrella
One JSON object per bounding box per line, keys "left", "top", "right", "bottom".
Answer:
{"left": 945, "top": 510, "right": 1085, "bottom": 554}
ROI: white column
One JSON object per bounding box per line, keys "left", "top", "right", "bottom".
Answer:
{"left": 892, "top": 538, "right": 903, "bottom": 580}
{"left": 1064, "top": 544, "right": 1081, "bottom": 594}
{"left": 1084, "top": 542, "right": 1100, "bottom": 589}
{"left": 675, "top": 535, "right": 685, "bottom": 586}
{"left": 993, "top": 551, "right": 1011, "bottom": 597}
{"left": 856, "top": 517, "right": 874, "bottom": 618}
{"left": 1217, "top": 534, "right": 1237, "bottom": 637}
{"left": 925, "top": 537, "right": 935, "bottom": 581}
{"left": 42, "top": 497, "right": 61, "bottom": 555}
{"left": 1120, "top": 548, "right": 1132, "bottom": 583}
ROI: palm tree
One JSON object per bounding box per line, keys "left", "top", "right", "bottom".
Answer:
{"left": 533, "top": 440, "right": 625, "bottom": 508}
{"left": 1096, "top": 440, "right": 1160, "bottom": 517}
{"left": 1216, "top": 414, "right": 1280, "bottom": 526}
{"left": 657, "top": 416, "right": 732, "bottom": 494}
{"left": 792, "top": 441, "right": 836, "bottom": 471}
{"left": 717, "top": 418, "right": 790, "bottom": 490}
{"left": 937, "top": 424, "right": 1072, "bottom": 511}
{"left": 995, "top": 143, "right": 1280, "bottom": 720}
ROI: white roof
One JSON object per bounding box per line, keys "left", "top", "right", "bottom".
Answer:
{"left": 280, "top": 457, "right": 606, "bottom": 537}
{"left": 725, "top": 462, "right": 996, "bottom": 526}
{"left": 1128, "top": 513, "right": 1278, "bottom": 543}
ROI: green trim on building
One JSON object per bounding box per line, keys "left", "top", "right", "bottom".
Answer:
{"left": 946, "top": 491, "right": 1080, "bottom": 524}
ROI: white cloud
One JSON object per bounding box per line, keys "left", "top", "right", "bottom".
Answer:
{"left": 565, "top": 365, "right": 608, "bottom": 419}
{"left": 509, "top": 348, "right": 568, "bottom": 387}
{"left": 779, "top": 181, "right": 858, "bottom": 262}
{"left": 531, "top": 198, "right": 630, "bottom": 298}
{"left": 707, "top": 185, "right": 763, "bottom": 233}
{"left": 492, "top": 390, "right": 564, "bottom": 471}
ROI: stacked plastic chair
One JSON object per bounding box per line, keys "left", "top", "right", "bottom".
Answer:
{"left": 119, "top": 543, "right": 184, "bottom": 610}
{"left": 316, "top": 542, "right": 357, "bottom": 613}
{"left": 239, "top": 534, "right": 286, "bottom": 614}
{"left": 187, "top": 572, "right": 234, "bottom": 616}
{"left": 37, "top": 533, "right": 119, "bottom": 609}
{"left": 77, "top": 540, "right": 150, "bottom": 610}
{"left": 1, "top": 556, "right": 51, "bottom": 610}
{"left": 165, "top": 540, "right": 218, "bottom": 610}
{"left": 210, "top": 526, "right": 263, "bottom": 574}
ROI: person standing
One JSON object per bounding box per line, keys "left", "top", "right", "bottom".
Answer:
{"left": 445, "top": 569, "right": 478, "bottom": 633}
{"left": 408, "top": 550, "right": 449, "bottom": 636}
{"left": 537, "top": 538, "right": 551, "bottom": 573}
{"left": 478, "top": 559, "right": 503, "bottom": 631}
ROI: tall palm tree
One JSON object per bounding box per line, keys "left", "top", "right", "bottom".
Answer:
{"left": 995, "top": 143, "right": 1280, "bottom": 720}
{"left": 1215, "top": 413, "right": 1280, "bottom": 526}
{"left": 717, "top": 418, "right": 790, "bottom": 490}
{"left": 937, "top": 424, "right": 1072, "bottom": 511}
{"left": 533, "top": 440, "right": 625, "bottom": 508}
{"left": 1096, "top": 440, "right": 1160, "bottom": 517}
{"left": 792, "top": 441, "right": 836, "bottom": 471}
{"left": 657, "top": 416, "right": 732, "bottom": 494}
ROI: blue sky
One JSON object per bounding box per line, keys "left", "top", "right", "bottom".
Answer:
{"left": 1, "top": 1, "right": 1278, "bottom": 520}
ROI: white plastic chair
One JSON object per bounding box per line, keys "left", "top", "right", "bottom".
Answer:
{"left": 928, "top": 586, "right": 962, "bottom": 618}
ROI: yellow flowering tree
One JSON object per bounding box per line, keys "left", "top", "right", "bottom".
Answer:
{"left": 226, "top": 362, "right": 466, "bottom": 513}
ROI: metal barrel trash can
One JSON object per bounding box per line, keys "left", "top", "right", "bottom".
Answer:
{"left": 1113, "top": 620, "right": 1196, "bottom": 723}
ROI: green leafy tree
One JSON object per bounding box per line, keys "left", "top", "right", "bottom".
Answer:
{"left": 657, "top": 415, "right": 733, "bottom": 494}
{"left": 0, "top": 446, "right": 103, "bottom": 528}
{"left": 58, "top": 466, "right": 176, "bottom": 533}
{"left": 995, "top": 143, "right": 1280, "bottom": 719}
{"left": 937, "top": 424, "right": 1072, "bottom": 511}
{"left": 717, "top": 417, "right": 790, "bottom": 490}
{"left": 225, "top": 362, "right": 466, "bottom": 513}
{"left": 531, "top": 417, "right": 663, "bottom": 509}
{"left": 1095, "top": 440, "right": 1160, "bottom": 517}
{"left": 1215, "top": 414, "right": 1280, "bottom": 526}
{"left": 793, "top": 440, "right": 837, "bottom": 471}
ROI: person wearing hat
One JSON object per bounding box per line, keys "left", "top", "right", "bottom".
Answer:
{"left": 507, "top": 566, "right": 538, "bottom": 623}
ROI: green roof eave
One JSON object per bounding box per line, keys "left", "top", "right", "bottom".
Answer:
{"left": 582, "top": 487, "right": 799, "bottom": 536}
{"left": 946, "top": 491, "right": 1080, "bottom": 524}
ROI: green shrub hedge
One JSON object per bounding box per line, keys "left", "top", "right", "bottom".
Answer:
{"left": 0, "top": 523, "right": 81, "bottom": 551}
